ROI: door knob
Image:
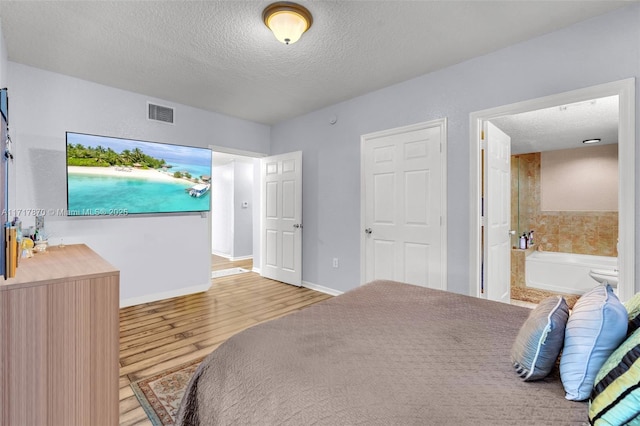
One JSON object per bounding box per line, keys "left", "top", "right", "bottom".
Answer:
{"left": 365, "top": 228, "right": 373, "bottom": 235}
{"left": 293, "top": 223, "right": 303, "bottom": 229}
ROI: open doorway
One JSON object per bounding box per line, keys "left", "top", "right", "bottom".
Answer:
{"left": 469, "top": 79, "right": 635, "bottom": 303}
{"left": 209, "top": 149, "right": 263, "bottom": 279}
{"left": 492, "top": 95, "right": 618, "bottom": 306}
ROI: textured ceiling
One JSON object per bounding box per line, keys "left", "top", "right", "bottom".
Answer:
{"left": 0, "top": 1, "right": 633, "bottom": 125}
{"left": 492, "top": 95, "right": 619, "bottom": 155}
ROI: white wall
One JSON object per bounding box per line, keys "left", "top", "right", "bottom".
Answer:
{"left": 211, "top": 162, "right": 234, "bottom": 257}
{"left": 210, "top": 160, "right": 254, "bottom": 260}
{"left": 270, "top": 4, "right": 640, "bottom": 294}
{"left": 8, "top": 63, "right": 270, "bottom": 306}
{"left": 233, "top": 161, "right": 253, "bottom": 258}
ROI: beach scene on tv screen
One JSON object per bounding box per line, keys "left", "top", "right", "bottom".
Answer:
{"left": 67, "top": 133, "right": 212, "bottom": 216}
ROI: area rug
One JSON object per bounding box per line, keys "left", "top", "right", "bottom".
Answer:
{"left": 211, "top": 267, "right": 250, "bottom": 278}
{"left": 131, "top": 358, "right": 204, "bottom": 426}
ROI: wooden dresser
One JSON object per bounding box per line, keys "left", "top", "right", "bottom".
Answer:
{"left": 0, "top": 244, "right": 119, "bottom": 426}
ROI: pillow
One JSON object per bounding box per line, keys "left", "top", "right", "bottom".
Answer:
{"left": 589, "top": 328, "right": 640, "bottom": 425}
{"left": 511, "top": 295, "right": 569, "bottom": 381}
{"left": 624, "top": 292, "right": 640, "bottom": 337}
{"left": 560, "top": 284, "right": 628, "bottom": 401}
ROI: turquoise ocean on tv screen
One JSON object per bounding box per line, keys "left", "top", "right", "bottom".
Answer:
{"left": 67, "top": 174, "right": 210, "bottom": 215}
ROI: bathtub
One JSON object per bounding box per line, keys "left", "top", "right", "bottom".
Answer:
{"left": 525, "top": 251, "right": 617, "bottom": 295}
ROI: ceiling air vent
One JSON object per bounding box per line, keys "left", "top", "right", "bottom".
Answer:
{"left": 147, "top": 102, "right": 174, "bottom": 124}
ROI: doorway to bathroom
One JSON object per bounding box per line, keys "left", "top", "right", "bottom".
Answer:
{"left": 469, "top": 78, "right": 635, "bottom": 304}
{"left": 497, "top": 95, "right": 619, "bottom": 306}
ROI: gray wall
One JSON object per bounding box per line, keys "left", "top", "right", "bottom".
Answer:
{"left": 270, "top": 4, "right": 640, "bottom": 295}
{"left": 0, "top": 21, "right": 7, "bottom": 87}
{"left": 8, "top": 63, "right": 270, "bottom": 305}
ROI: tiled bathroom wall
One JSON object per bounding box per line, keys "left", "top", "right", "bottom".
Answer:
{"left": 510, "top": 153, "right": 537, "bottom": 246}
{"left": 535, "top": 211, "right": 618, "bottom": 256}
{"left": 511, "top": 152, "right": 618, "bottom": 257}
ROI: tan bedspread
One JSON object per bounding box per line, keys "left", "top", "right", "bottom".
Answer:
{"left": 176, "top": 280, "right": 587, "bottom": 425}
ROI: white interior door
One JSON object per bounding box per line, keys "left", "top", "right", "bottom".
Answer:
{"left": 362, "top": 119, "right": 446, "bottom": 289}
{"left": 260, "top": 151, "right": 302, "bottom": 286}
{"left": 484, "top": 122, "right": 511, "bottom": 303}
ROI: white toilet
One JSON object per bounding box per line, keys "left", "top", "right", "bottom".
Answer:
{"left": 589, "top": 268, "right": 619, "bottom": 287}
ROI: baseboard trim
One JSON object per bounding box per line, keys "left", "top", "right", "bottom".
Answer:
{"left": 302, "top": 280, "right": 344, "bottom": 296}
{"left": 252, "top": 266, "right": 261, "bottom": 274}
{"left": 120, "top": 282, "right": 212, "bottom": 308}
{"left": 230, "top": 255, "right": 253, "bottom": 261}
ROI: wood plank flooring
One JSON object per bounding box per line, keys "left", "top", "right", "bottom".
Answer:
{"left": 119, "top": 257, "right": 332, "bottom": 425}
{"left": 211, "top": 254, "right": 253, "bottom": 272}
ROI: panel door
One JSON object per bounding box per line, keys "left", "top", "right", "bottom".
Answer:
{"left": 363, "top": 121, "right": 445, "bottom": 289}
{"left": 484, "top": 121, "right": 511, "bottom": 303}
{"left": 260, "top": 151, "right": 302, "bottom": 286}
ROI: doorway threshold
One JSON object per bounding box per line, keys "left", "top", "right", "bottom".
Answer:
{"left": 211, "top": 267, "right": 250, "bottom": 278}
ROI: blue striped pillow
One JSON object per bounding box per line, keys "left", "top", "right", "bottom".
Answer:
{"left": 560, "top": 284, "right": 628, "bottom": 401}
{"left": 589, "top": 328, "right": 640, "bottom": 425}
{"left": 511, "top": 295, "right": 569, "bottom": 381}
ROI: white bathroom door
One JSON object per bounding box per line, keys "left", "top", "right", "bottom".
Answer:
{"left": 484, "top": 122, "right": 511, "bottom": 303}
{"left": 260, "top": 151, "right": 303, "bottom": 286}
{"left": 362, "top": 119, "right": 446, "bottom": 289}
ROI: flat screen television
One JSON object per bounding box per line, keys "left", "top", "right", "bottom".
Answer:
{"left": 66, "top": 132, "right": 212, "bottom": 216}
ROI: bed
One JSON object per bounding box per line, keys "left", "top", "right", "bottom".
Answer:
{"left": 176, "top": 280, "right": 588, "bottom": 425}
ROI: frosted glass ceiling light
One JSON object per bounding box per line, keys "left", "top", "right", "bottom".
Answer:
{"left": 263, "top": 2, "right": 313, "bottom": 45}
{"left": 583, "top": 138, "right": 601, "bottom": 144}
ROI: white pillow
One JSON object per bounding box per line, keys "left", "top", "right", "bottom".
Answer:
{"left": 560, "top": 284, "right": 628, "bottom": 401}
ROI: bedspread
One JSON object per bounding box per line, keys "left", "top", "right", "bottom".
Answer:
{"left": 176, "top": 280, "right": 587, "bottom": 425}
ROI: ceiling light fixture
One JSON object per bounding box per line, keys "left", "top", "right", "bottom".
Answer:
{"left": 263, "top": 2, "right": 313, "bottom": 45}
{"left": 582, "top": 138, "right": 601, "bottom": 144}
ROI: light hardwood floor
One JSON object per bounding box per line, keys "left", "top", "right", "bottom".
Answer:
{"left": 211, "top": 254, "right": 253, "bottom": 272}
{"left": 119, "top": 257, "right": 332, "bottom": 425}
